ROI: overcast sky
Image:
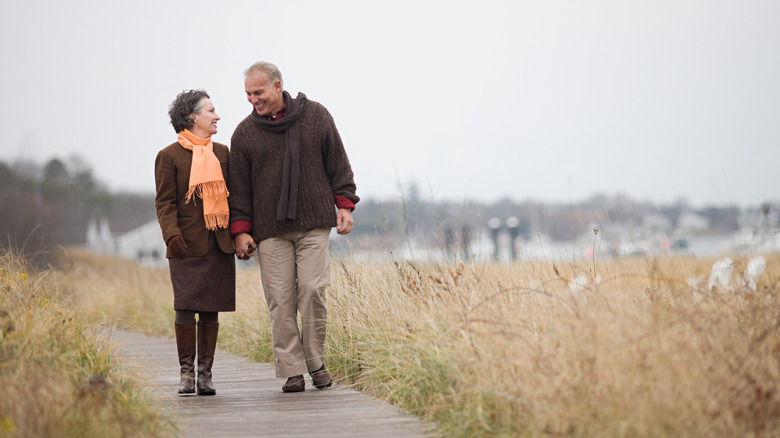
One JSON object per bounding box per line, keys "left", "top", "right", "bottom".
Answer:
{"left": 2, "top": 0, "right": 778, "bottom": 208}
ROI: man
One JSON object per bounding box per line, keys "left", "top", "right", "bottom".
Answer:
{"left": 229, "top": 61, "right": 359, "bottom": 393}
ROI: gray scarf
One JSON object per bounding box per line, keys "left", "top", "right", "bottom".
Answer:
{"left": 251, "top": 91, "right": 307, "bottom": 221}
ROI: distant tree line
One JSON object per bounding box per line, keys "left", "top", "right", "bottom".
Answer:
{"left": 0, "top": 160, "right": 755, "bottom": 262}
{"left": 0, "top": 157, "right": 154, "bottom": 262}
{"left": 338, "top": 183, "right": 747, "bottom": 255}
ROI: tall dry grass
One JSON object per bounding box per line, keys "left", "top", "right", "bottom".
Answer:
{"left": 325, "top": 254, "right": 780, "bottom": 437}
{"left": 0, "top": 248, "right": 174, "bottom": 437}
{"left": 56, "top": 249, "right": 272, "bottom": 362}
{"left": 57, "top": 247, "right": 780, "bottom": 437}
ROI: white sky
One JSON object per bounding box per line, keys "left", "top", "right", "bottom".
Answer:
{"left": 1, "top": 0, "right": 778, "bottom": 208}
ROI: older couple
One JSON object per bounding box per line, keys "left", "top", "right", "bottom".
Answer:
{"left": 154, "top": 61, "right": 359, "bottom": 396}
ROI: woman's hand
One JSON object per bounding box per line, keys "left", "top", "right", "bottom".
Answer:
{"left": 167, "top": 235, "right": 188, "bottom": 259}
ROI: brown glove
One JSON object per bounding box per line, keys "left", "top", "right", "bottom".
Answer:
{"left": 167, "top": 235, "right": 188, "bottom": 259}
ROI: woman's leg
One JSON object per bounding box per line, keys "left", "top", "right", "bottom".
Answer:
{"left": 198, "top": 311, "right": 218, "bottom": 324}
{"left": 175, "top": 310, "right": 196, "bottom": 323}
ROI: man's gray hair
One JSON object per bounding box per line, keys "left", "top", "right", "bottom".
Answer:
{"left": 245, "top": 61, "right": 283, "bottom": 89}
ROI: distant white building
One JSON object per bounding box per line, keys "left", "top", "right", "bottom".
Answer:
{"left": 643, "top": 213, "right": 672, "bottom": 231}
{"left": 115, "top": 220, "right": 167, "bottom": 266}
{"left": 678, "top": 212, "right": 709, "bottom": 232}
{"left": 86, "top": 218, "right": 114, "bottom": 253}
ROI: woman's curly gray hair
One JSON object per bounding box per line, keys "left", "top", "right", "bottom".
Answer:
{"left": 168, "top": 89, "right": 210, "bottom": 133}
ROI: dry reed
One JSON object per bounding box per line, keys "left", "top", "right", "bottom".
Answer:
{"left": 0, "top": 248, "right": 174, "bottom": 437}
{"left": 55, "top": 247, "right": 780, "bottom": 437}
{"left": 324, "top": 255, "right": 780, "bottom": 437}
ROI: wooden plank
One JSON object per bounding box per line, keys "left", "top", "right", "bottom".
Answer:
{"left": 110, "top": 330, "right": 437, "bottom": 437}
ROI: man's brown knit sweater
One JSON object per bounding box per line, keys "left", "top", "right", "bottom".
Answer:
{"left": 228, "top": 97, "right": 359, "bottom": 242}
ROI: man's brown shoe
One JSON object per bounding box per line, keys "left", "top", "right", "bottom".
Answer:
{"left": 282, "top": 375, "right": 305, "bottom": 393}
{"left": 311, "top": 366, "right": 332, "bottom": 389}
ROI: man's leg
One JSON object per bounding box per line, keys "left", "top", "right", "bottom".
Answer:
{"left": 258, "top": 235, "right": 308, "bottom": 379}
{"left": 294, "top": 227, "right": 331, "bottom": 373}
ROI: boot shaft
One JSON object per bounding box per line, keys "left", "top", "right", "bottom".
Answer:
{"left": 174, "top": 322, "right": 197, "bottom": 371}
{"left": 197, "top": 321, "right": 219, "bottom": 369}
{"left": 196, "top": 321, "right": 219, "bottom": 395}
{"left": 174, "top": 322, "right": 197, "bottom": 395}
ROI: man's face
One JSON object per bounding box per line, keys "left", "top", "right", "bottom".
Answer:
{"left": 245, "top": 71, "right": 283, "bottom": 117}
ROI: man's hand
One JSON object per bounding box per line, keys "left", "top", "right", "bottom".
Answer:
{"left": 336, "top": 208, "right": 354, "bottom": 235}
{"left": 234, "top": 233, "right": 257, "bottom": 260}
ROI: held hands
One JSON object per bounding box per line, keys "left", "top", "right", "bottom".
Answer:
{"left": 234, "top": 233, "right": 257, "bottom": 260}
{"left": 336, "top": 208, "right": 354, "bottom": 235}
{"left": 232, "top": 210, "right": 350, "bottom": 260}
{"left": 167, "top": 235, "right": 188, "bottom": 259}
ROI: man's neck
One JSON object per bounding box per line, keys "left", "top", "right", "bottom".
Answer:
{"left": 264, "top": 104, "right": 286, "bottom": 121}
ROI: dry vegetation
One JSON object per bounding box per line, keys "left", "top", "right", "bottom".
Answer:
{"left": 4, "top": 246, "right": 779, "bottom": 437}
{"left": 325, "top": 255, "right": 780, "bottom": 436}
{"left": 0, "top": 248, "right": 173, "bottom": 437}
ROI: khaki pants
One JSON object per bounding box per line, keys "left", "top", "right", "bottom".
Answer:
{"left": 257, "top": 227, "right": 330, "bottom": 378}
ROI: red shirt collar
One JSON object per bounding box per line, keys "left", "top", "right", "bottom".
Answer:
{"left": 266, "top": 103, "right": 287, "bottom": 121}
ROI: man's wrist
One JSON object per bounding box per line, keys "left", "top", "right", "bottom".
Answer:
{"left": 230, "top": 220, "right": 252, "bottom": 236}
{"left": 334, "top": 194, "right": 356, "bottom": 211}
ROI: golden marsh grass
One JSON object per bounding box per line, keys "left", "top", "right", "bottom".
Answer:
{"left": 0, "top": 248, "right": 174, "bottom": 437}
{"left": 34, "top": 248, "right": 780, "bottom": 436}
{"left": 325, "top": 256, "right": 780, "bottom": 436}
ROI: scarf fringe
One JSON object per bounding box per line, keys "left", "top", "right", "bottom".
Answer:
{"left": 204, "top": 213, "right": 230, "bottom": 231}
{"left": 186, "top": 180, "right": 230, "bottom": 204}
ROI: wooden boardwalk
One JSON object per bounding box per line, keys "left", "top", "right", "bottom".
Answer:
{"left": 110, "top": 330, "right": 437, "bottom": 437}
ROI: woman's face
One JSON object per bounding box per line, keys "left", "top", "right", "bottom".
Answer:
{"left": 190, "top": 98, "right": 220, "bottom": 137}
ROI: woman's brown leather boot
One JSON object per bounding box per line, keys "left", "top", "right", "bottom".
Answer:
{"left": 174, "top": 322, "right": 196, "bottom": 395}
{"left": 196, "top": 321, "right": 219, "bottom": 395}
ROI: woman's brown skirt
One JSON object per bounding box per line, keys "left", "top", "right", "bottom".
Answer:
{"left": 168, "top": 232, "right": 236, "bottom": 312}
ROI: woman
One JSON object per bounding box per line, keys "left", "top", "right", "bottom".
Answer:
{"left": 154, "top": 89, "right": 235, "bottom": 396}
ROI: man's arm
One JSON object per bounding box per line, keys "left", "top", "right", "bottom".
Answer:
{"left": 228, "top": 130, "right": 257, "bottom": 258}
{"left": 320, "top": 108, "right": 360, "bottom": 207}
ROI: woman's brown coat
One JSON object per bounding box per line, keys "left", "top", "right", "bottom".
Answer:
{"left": 155, "top": 141, "right": 234, "bottom": 257}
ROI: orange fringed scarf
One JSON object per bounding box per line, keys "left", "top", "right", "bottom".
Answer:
{"left": 177, "top": 129, "right": 230, "bottom": 230}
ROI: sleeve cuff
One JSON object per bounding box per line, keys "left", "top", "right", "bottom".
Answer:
{"left": 230, "top": 220, "right": 252, "bottom": 236}
{"left": 334, "top": 195, "right": 356, "bottom": 211}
